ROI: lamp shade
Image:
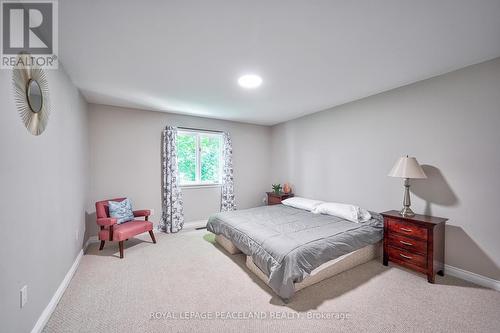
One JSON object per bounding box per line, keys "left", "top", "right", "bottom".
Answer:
{"left": 388, "top": 156, "right": 427, "bottom": 179}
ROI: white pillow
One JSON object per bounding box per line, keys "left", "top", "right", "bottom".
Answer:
{"left": 312, "top": 202, "right": 372, "bottom": 223}
{"left": 281, "top": 197, "right": 324, "bottom": 212}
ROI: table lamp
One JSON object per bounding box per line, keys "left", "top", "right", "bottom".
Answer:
{"left": 388, "top": 156, "right": 427, "bottom": 217}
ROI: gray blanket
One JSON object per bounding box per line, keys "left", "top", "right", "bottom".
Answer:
{"left": 206, "top": 204, "right": 383, "bottom": 299}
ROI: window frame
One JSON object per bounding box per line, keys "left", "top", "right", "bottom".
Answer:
{"left": 177, "top": 129, "right": 223, "bottom": 187}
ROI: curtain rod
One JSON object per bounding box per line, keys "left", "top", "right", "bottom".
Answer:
{"left": 177, "top": 126, "right": 224, "bottom": 134}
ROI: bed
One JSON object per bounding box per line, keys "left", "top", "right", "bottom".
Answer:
{"left": 206, "top": 204, "right": 383, "bottom": 300}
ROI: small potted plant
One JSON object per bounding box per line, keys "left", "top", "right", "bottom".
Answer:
{"left": 272, "top": 184, "right": 282, "bottom": 194}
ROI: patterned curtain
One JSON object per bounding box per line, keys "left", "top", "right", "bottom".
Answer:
{"left": 220, "top": 132, "right": 236, "bottom": 211}
{"left": 159, "top": 126, "right": 184, "bottom": 233}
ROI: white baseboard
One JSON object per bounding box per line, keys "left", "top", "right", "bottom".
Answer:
{"left": 31, "top": 249, "right": 84, "bottom": 333}
{"left": 84, "top": 236, "right": 98, "bottom": 251}
{"left": 445, "top": 264, "right": 500, "bottom": 291}
{"left": 183, "top": 220, "right": 208, "bottom": 230}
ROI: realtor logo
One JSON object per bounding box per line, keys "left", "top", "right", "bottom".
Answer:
{"left": 1, "top": 0, "right": 58, "bottom": 69}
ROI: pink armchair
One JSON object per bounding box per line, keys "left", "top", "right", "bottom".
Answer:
{"left": 95, "top": 198, "right": 156, "bottom": 258}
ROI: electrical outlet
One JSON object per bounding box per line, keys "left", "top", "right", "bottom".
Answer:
{"left": 20, "top": 285, "right": 28, "bottom": 308}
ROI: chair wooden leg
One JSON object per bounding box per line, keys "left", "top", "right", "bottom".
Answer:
{"left": 119, "top": 241, "right": 124, "bottom": 259}
{"left": 149, "top": 230, "right": 157, "bottom": 244}
{"left": 99, "top": 240, "right": 105, "bottom": 250}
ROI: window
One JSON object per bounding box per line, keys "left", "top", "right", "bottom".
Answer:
{"left": 177, "top": 130, "right": 223, "bottom": 186}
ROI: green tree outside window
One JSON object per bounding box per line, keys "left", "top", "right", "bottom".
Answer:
{"left": 177, "top": 131, "right": 222, "bottom": 185}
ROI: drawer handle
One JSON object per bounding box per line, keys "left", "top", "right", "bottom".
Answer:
{"left": 400, "top": 227, "right": 413, "bottom": 232}
{"left": 400, "top": 240, "right": 413, "bottom": 246}
{"left": 399, "top": 253, "right": 413, "bottom": 259}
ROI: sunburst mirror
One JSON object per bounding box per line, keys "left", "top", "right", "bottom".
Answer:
{"left": 12, "top": 54, "right": 51, "bottom": 135}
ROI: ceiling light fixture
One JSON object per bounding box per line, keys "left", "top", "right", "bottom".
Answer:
{"left": 238, "top": 74, "right": 262, "bottom": 89}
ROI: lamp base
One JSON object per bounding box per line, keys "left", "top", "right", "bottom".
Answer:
{"left": 399, "top": 206, "right": 415, "bottom": 217}
{"left": 399, "top": 178, "right": 415, "bottom": 217}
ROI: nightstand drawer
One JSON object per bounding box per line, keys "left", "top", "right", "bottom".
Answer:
{"left": 388, "top": 246, "right": 427, "bottom": 269}
{"left": 388, "top": 233, "right": 427, "bottom": 255}
{"left": 268, "top": 196, "right": 283, "bottom": 205}
{"left": 387, "top": 218, "right": 427, "bottom": 240}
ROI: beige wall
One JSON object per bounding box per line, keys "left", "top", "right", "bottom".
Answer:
{"left": 271, "top": 57, "right": 500, "bottom": 280}
{"left": 87, "top": 104, "right": 271, "bottom": 238}
{"left": 0, "top": 67, "right": 89, "bottom": 332}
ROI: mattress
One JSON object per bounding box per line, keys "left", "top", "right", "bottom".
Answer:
{"left": 207, "top": 204, "right": 383, "bottom": 299}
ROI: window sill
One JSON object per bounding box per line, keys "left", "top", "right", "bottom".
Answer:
{"left": 181, "top": 184, "right": 222, "bottom": 189}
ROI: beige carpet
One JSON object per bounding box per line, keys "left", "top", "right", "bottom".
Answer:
{"left": 44, "top": 229, "right": 500, "bottom": 333}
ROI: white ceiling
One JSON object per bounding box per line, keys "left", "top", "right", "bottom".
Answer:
{"left": 59, "top": 0, "right": 500, "bottom": 125}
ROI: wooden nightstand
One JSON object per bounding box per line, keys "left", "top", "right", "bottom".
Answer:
{"left": 267, "top": 192, "right": 294, "bottom": 205}
{"left": 381, "top": 210, "right": 448, "bottom": 283}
